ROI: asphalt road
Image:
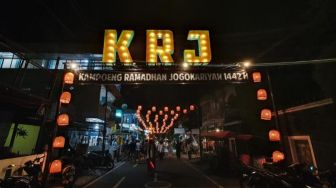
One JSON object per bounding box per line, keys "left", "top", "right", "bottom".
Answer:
{"left": 83, "top": 158, "right": 239, "bottom": 188}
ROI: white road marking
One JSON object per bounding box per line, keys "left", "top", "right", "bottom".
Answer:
{"left": 182, "top": 160, "right": 224, "bottom": 188}
{"left": 112, "top": 176, "right": 126, "bottom": 188}
{"left": 83, "top": 162, "right": 125, "bottom": 188}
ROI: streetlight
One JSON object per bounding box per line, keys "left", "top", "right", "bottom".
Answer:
{"left": 70, "top": 62, "right": 79, "bottom": 71}
{"left": 182, "top": 62, "right": 189, "bottom": 69}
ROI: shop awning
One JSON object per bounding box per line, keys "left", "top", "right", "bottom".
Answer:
{"left": 201, "top": 131, "right": 252, "bottom": 140}
{"left": 200, "top": 131, "right": 233, "bottom": 138}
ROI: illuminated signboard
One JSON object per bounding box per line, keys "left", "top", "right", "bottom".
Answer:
{"left": 102, "top": 30, "right": 212, "bottom": 66}
{"left": 77, "top": 68, "right": 248, "bottom": 84}
{"left": 74, "top": 29, "right": 250, "bottom": 84}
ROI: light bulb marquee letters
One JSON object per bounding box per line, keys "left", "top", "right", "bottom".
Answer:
{"left": 77, "top": 29, "right": 249, "bottom": 84}
{"left": 102, "top": 29, "right": 211, "bottom": 65}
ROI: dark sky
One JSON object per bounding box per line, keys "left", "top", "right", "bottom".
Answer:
{"left": 1, "top": 0, "right": 336, "bottom": 63}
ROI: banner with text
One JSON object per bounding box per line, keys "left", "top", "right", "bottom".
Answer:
{"left": 76, "top": 69, "right": 249, "bottom": 84}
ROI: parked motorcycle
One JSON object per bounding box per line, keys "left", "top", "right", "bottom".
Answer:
{"left": 284, "top": 163, "right": 322, "bottom": 187}
{"left": 318, "top": 163, "right": 336, "bottom": 187}
{"left": 0, "top": 156, "right": 44, "bottom": 188}
{"left": 240, "top": 164, "right": 292, "bottom": 188}
{"left": 84, "top": 150, "right": 114, "bottom": 169}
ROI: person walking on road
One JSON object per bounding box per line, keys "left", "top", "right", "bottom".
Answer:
{"left": 157, "top": 141, "right": 164, "bottom": 160}
{"left": 175, "top": 140, "right": 181, "bottom": 159}
{"left": 186, "top": 141, "right": 192, "bottom": 160}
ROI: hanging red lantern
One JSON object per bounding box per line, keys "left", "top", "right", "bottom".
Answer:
{"left": 170, "top": 110, "right": 175, "bottom": 115}
{"left": 57, "top": 114, "right": 69, "bottom": 126}
{"left": 52, "top": 136, "right": 65, "bottom": 148}
{"left": 183, "top": 109, "right": 188, "bottom": 114}
{"left": 257, "top": 89, "right": 267, "bottom": 100}
{"left": 269, "top": 130, "right": 281, "bottom": 142}
{"left": 272, "top": 151, "right": 285, "bottom": 162}
{"left": 159, "top": 110, "right": 163, "bottom": 115}
{"left": 164, "top": 106, "right": 169, "bottom": 112}
{"left": 176, "top": 106, "right": 181, "bottom": 112}
{"left": 60, "top": 92, "right": 72, "bottom": 104}
{"left": 252, "top": 72, "right": 261, "bottom": 83}
{"left": 190, "top": 105, "right": 195, "bottom": 111}
{"left": 147, "top": 110, "right": 151, "bottom": 115}
{"left": 152, "top": 106, "right": 156, "bottom": 112}
{"left": 261, "top": 109, "right": 272, "bottom": 120}
{"left": 64, "top": 72, "right": 74, "bottom": 84}
{"left": 49, "top": 160, "right": 62, "bottom": 174}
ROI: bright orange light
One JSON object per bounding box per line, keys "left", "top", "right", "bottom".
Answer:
{"left": 272, "top": 151, "right": 285, "bottom": 162}
{"left": 57, "top": 114, "right": 69, "bottom": 126}
{"left": 64, "top": 72, "right": 74, "bottom": 84}
{"left": 60, "top": 92, "right": 71, "bottom": 104}
{"left": 261, "top": 109, "right": 272, "bottom": 120}
{"left": 252, "top": 72, "right": 261, "bottom": 83}
{"left": 50, "top": 160, "right": 62, "bottom": 174}
{"left": 257, "top": 89, "right": 267, "bottom": 100}
{"left": 52, "top": 136, "right": 65, "bottom": 149}
{"left": 269, "top": 130, "right": 281, "bottom": 142}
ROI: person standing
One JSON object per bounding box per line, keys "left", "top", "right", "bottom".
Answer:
{"left": 135, "top": 140, "right": 141, "bottom": 161}
{"left": 157, "top": 141, "right": 164, "bottom": 160}
{"left": 187, "top": 141, "right": 192, "bottom": 160}
{"left": 175, "top": 140, "right": 181, "bottom": 159}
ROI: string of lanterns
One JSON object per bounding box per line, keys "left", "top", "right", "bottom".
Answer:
{"left": 49, "top": 71, "right": 75, "bottom": 174}
{"left": 253, "top": 71, "right": 284, "bottom": 163}
{"left": 136, "top": 104, "right": 195, "bottom": 134}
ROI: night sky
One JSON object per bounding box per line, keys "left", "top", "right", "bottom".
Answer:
{"left": 1, "top": 0, "right": 336, "bottom": 63}
{"left": 1, "top": 0, "right": 336, "bottom": 108}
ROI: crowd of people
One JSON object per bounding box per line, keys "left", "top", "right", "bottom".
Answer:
{"left": 106, "top": 136, "right": 198, "bottom": 163}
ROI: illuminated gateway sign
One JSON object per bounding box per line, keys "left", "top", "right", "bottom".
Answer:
{"left": 76, "top": 29, "right": 249, "bottom": 84}
{"left": 102, "top": 30, "right": 212, "bottom": 65}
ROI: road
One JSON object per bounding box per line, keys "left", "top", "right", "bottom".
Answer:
{"left": 84, "top": 158, "right": 239, "bottom": 188}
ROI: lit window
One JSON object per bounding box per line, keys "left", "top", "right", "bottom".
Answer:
{"left": 2, "top": 59, "right": 12, "bottom": 68}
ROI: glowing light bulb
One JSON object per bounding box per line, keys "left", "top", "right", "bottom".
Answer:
{"left": 108, "top": 39, "right": 115, "bottom": 44}
{"left": 109, "top": 33, "right": 115, "bottom": 38}
{"left": 149, "top": 32, "right": 155, "bottom": 37}
{"left": 122, "top": 52, "right": 128, "bottom": 57}
{"left": 120, "top": 46, "right": 126, "bottom": 51}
